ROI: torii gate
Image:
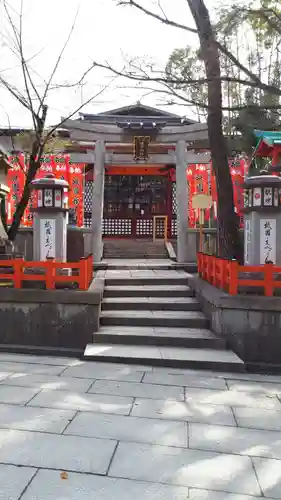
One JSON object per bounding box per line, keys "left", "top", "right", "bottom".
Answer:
{"left": 62, "top": 118, "right": 210, "bottom": 263}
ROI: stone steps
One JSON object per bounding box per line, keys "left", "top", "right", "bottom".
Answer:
{"left": 99, "top": 262, "right": 188, "bottom": 271}
{"left": 86, "top": 261, "right": 245, "bottom": 372}
{"left": 100, "top": 310, "right": 209, "bottom": 328}
{"left": 95, "top": 261, "right": 197, "bottom": 273}
{"left": 95, "top": 326, "right": 226, "bottom": 349}
{"left": 105, "top": 277, "right": 190, "bottom": 286}
{"left": 104, "top": 285, "right": 194, "bottom": 298}
{"left": 83, "top": 343, "right": 245, "bottom": 372}
{"left": 103, "top": 254, "right": 168, "bottom": 259}
{"left": 103, "top": 240, "right": 168, "bottom": 260}
{"left": 102, "top": 297, "right": 201, "bottom": 311}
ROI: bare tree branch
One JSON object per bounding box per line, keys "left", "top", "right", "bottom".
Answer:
{"left": 117, "top": 0, "right": 197, "bottom": 33}
{"left": 0, "top": 75, "right": 30, "bottom": 111}
{"left": 48, "top": 62, "right": 97, "bottom": 91}
{"left": 123, "top": 82, "right": 281, "bottom": 112}
{"left": 45, "top": 74, "right": 119, "bottom": 141}
{"left": 93, "top": 58, "right": 281, "bottom": 97}
{"left": 39, "top": 7, "right": 80, "bottom": 116}
{"left": 3, "top": 0, "right": 40, "bottom": 131}
{"left": 0, "top": 2, "right": 108, "bottom": 241}
{"left": 17, "top": 1, "right": 42, "bottom": 107}
{"left": 115, "top": 0, "right": 281, "bottom": 97}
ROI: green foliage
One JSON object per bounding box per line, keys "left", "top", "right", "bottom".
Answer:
{"left": 166, "top": 47, "right": 208, "bottom": 121}
{"left": 165, "top": 0, "right": 281, "bottom": 154}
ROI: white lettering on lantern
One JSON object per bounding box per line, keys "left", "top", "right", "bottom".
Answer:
{"left": 44, "top": 189, "right": 53, "bottom": 207}
{"left": 264, "top": 187, "right": 273, "bottom": 206}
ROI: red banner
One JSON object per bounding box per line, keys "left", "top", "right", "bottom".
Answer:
{"left": 68, "top": 163, "right": 84, "bottom": 227}
{"left": 24, "top": 155, "right": 55, "bottom": 226}
{"left": 7, "top": 154, "right": 26, "bottom": 225}
{"left": 8, "top": 154, "right": 85, "bottom": 227}
{"left": 185, "top": 159, "right": 247, "bottom": 227}
{"left": 210, "top": 158, "right": 247, "bottom": 227}
{"left": 186, "top": 164, "right": 211, "bottom": 227}
{"left": 187, "top": 166, "right": 196, "bottom": 228}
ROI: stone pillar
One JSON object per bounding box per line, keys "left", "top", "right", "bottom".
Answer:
{"left": 243, "top": 175, "right": 281, "bottom": 265}
{"left": 31, "top": 175, "right": 69, "bottom": 261}
{"left": 92, "top": 140, "right": 105, "bottom": 262}
{"left": 176, "top": 140, "right": 189, "bottom": 263}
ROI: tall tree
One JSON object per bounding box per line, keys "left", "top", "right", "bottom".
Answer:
{"left": 167, "top": 1, "right": 281, "bottom": 146}
{"left": 217, "top": 0, "right": 281, "bottom": 156}
{"left": 0, "top": 0, "right": 112, "bottom": 245}
{"left": 94, "top": 0, "right": 281, "bottom": 258}
{"left": 185, "top": 0, "right": 241, "bottom": 259}
{"left": 96, "top": 0, "right": 245, "bottom": 258}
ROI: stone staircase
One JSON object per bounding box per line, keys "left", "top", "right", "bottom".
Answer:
{"left": 84, "top": 264, "right": 244, "bottom": 372}
{"left": 103, "top": 240, "right": 168, "bottom": 259}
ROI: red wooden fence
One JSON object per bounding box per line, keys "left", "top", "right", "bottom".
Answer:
{"left": 0, "top": 254, "right": 93, "bottom": 290}
{"left": 197, "top": 252, "right": 281, "bottom": 296}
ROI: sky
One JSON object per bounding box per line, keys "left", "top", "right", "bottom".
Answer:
{"left": 0, "top": 0, "right": 215, "bottom": 128}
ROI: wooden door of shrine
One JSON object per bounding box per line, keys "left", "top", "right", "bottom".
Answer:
{"left": 102, "top": 174, "right": 171, "bottom": 238}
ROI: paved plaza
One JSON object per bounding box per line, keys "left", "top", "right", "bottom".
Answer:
{"left": 0, "top": 355, "right": 280, "bottom": 498}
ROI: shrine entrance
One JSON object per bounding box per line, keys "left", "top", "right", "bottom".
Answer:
{"left": 102, "top": 172, "right": 176, "bottom": 239}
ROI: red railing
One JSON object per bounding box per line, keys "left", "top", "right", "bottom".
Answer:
{"left": 0, "top": 254, "right": 93, "bottom": 290}
{"left": 197, "top": 252, "right": 281, "bottom": 296}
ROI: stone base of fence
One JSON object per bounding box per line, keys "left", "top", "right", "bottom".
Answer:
{"left": 190, "top": 274, "right": 281, "bottom": 370}
{"left": 0, "top": 279, "right": 103, "bottom": 355}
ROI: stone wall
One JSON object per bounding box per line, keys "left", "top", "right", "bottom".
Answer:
{"left": 15, "top": 227, "right": 92, "bottom": 261}
{"left": 190, "top": 275, "right": 281, "bottom": 368}
{"left": 0, "top": 279, "right": 103, "bottom": 355}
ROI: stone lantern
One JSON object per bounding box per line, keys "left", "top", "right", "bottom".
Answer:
{"left": 243, "top": 175, "right": 281, "bottom": 265}
{"left": 31, "top": 174, "right": 69, "bottom": 261}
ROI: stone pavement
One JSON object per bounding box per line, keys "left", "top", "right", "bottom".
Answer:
{"left": 1, "top": 355, "right": 281, "bottom": 498}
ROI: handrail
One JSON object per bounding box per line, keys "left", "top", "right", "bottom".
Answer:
{"left": 197, "top": 252, "right": 281, "bottom": 296}
{"left": 0, "top": 254, "right": 93, "bottom": 290}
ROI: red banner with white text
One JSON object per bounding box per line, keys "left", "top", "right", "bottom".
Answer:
{"left": 7, "top": 155, "right": 85, "bottom": 227}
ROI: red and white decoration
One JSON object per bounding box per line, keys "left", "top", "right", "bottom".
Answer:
{"left": 7, "top": 154, "right": 85, "bottom": 227}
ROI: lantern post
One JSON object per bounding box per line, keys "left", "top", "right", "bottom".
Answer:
{"left": 243, "top": 175, "right": 281, "bottom": 265}
{"left": 31, "top": 174, "right": 69, "bottom": 261}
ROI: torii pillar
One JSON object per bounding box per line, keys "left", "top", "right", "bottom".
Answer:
{"left": 91, "top": 140, "right": 105, "bottom": 262}
{"left": 176, "top": 141, "right": 210, "bottom": 262}
{"left": 176, "top": 140, "right": 189, "bottom": 263}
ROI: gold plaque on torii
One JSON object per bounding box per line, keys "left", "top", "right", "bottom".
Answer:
{"left": 133, "top": 136, "right": 150, "bottom": 160}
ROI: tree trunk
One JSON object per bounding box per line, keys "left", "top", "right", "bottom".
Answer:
{"left": 187, "top": 0, "right": 242, "bottom": 260}
{"left": 5, "top": 105, "right": 48, "bottom": 243}
{"left": 7, "top": 157, "right": 40, "bottom": 242}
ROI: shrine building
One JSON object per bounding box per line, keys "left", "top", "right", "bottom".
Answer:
{"left": 64, "top": 103, "right": 210, "bottom": 262}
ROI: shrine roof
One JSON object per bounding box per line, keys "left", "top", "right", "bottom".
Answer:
{"left": 97, "top": 102, "right": 180, "bottom": 118}
{"left": 253, "top": 130, "right": 281, "bottom": 156}
{"left": 80, "top": 102, "right": 196, "bottom": 129}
